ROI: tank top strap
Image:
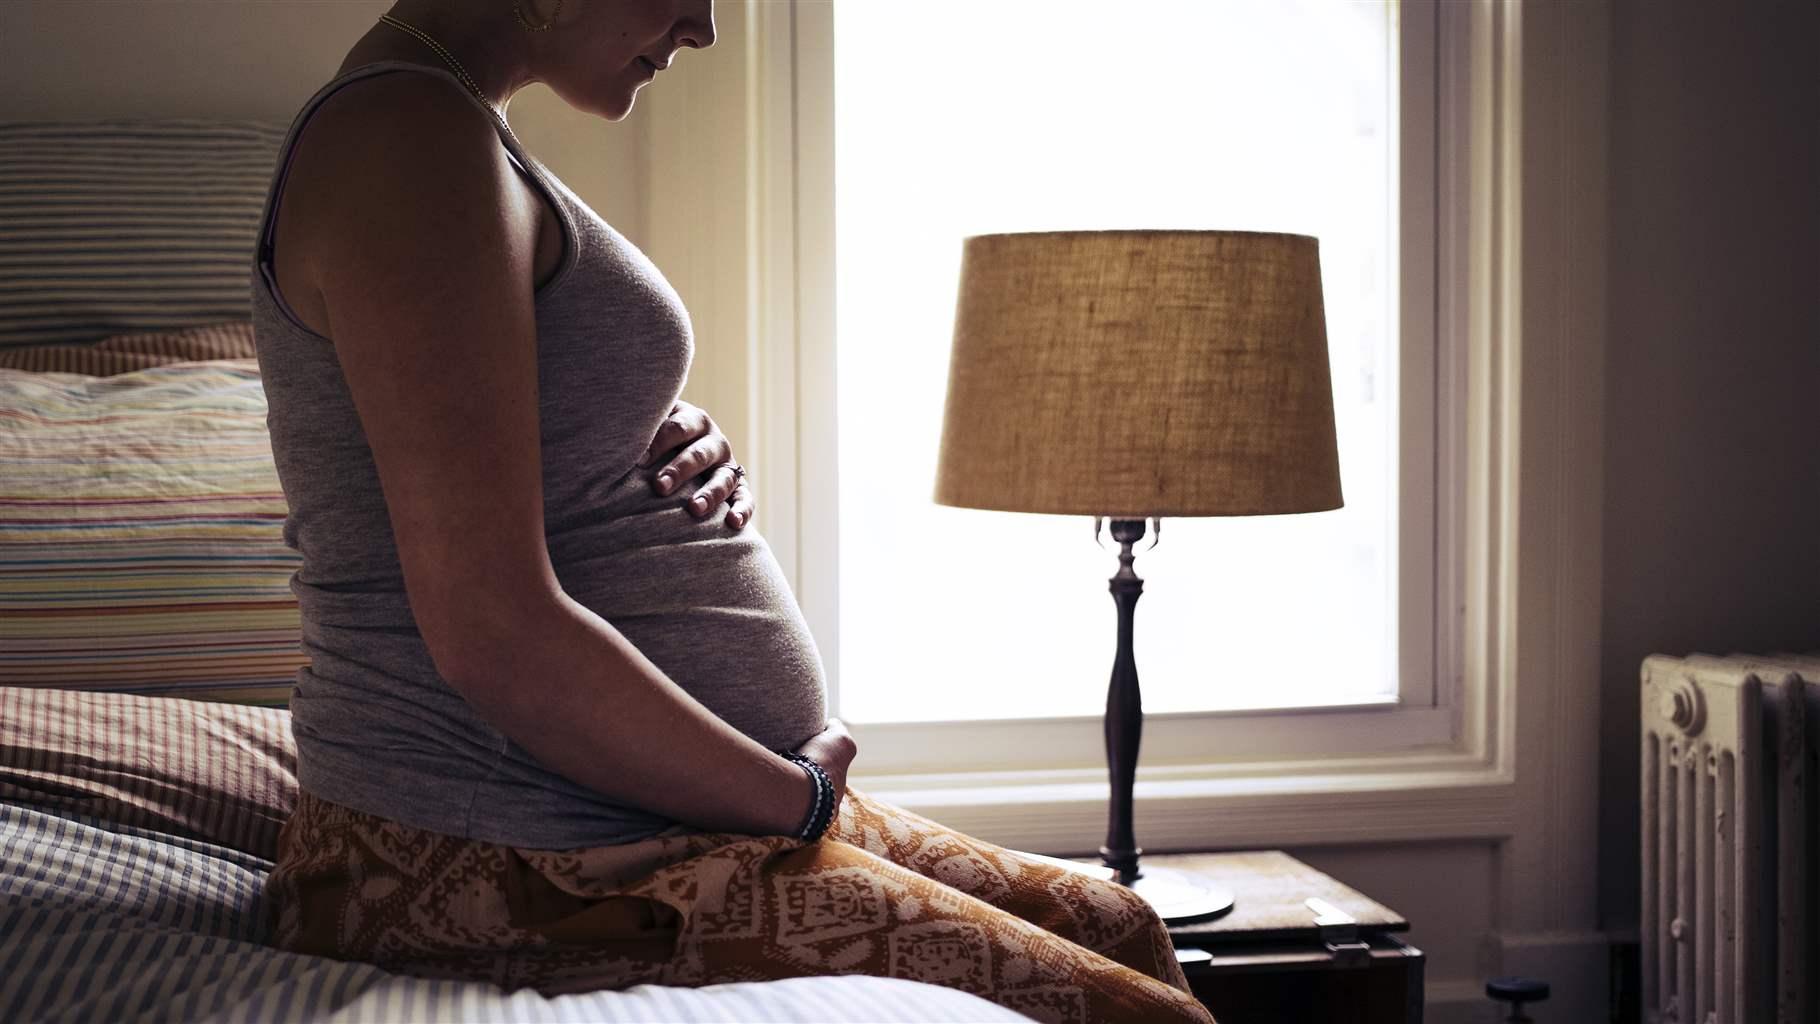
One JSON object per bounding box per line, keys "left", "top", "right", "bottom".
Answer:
{"left": 254, "top": 59, "right": 576, "bottom": 285}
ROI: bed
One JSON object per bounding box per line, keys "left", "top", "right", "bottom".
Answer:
{"left": 0, "top": 120, "right": 1034, "bottom": 1022}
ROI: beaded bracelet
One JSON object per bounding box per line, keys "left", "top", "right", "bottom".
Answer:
{"left": 780, "top": 753, "right": 827, "bottom": 840}
{"left": 781, "top": 752, "right": 836, "bottom": 842}
{"left": 782, "top": 753, "right": 834, "bottom": 841}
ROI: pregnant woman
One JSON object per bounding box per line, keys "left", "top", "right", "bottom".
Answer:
{"left": 252, "top": 2, "right": 1211, "bottom": 1022}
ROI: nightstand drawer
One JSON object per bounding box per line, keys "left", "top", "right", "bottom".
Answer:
{"left": 1175, "top": 932, "right": 1424, "bottom": 1024}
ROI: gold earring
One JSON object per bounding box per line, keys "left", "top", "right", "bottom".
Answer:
{"left": 514, "top": 0, "right": 563, "bottom": 32}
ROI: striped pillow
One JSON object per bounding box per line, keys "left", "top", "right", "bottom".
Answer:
{"left": 0, "top": 120, "right": 285, "bottom": 349}
{"left": 0, "top": 321, "right": 255, "bottom": 375}
{"left": 0, "top": 360, "right": 303, "bottom": 705}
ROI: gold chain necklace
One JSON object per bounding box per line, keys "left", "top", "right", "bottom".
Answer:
{"left": 375, "top": 14, "right": 521, "bottom": 146}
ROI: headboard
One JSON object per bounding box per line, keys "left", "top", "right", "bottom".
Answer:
{"left": 0, "top": 119, "right": 287, "bottom": 348}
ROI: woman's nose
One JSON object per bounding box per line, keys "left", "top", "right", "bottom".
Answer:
{"left": 677, "top": 0, "right": 716, "bottom": 50}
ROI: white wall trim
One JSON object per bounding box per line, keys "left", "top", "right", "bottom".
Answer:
{"left": 745, "top": 0, "right": 802, "bottom": 592}
{"left": 1493, "top": 0, "right": 1610, "bottom": 943}
{"left": 1427, "top": 930, "right": 1622, "bottom": 1023}
{"left": 858, "top": 769, "right": 1519, "bottom": 856}
{"left": 1490, "top": 930, "right": 1614, "bottom": 1024}
{"left": 1468, "top": 0, "right": 1611, "bottom": 1006}
{"left": 1425, "top": 980, "right": 1496, "bottom": 1024}
{"left": 1399, "top": 0, "right": 1445, "bottom": 714}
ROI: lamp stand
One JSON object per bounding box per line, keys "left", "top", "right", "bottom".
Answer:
{"left": 1099, "top": 517, "right": 1235, "bottom": 925}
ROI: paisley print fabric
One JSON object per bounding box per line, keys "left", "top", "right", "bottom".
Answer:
{"left": 265, "top": 786, "right": 1216, "bottom": 1024}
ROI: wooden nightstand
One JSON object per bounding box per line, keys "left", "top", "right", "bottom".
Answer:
{"left": 1078, "top": 850, "right": 1425, "bottom": 1023}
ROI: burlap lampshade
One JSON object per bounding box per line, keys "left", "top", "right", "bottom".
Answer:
{"left": 933, "top": 230, "right": 1343, "bottom": 519}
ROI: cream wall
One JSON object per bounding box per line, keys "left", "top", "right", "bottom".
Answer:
{"left": 0, "top": 0, "right": 650, "bottom": 253}
{"left": 1598, "top": 0, "right": 1820, "bottom": 941}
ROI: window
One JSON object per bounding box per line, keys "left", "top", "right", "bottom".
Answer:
{"left": 752, "top": 0, "right": 1461, "bottom": 780}
{"left": 697, "top": 0, "right": 1564, "bottom": 853}
{"left": 827, "top": 1, "right": 1428, "bottom": 724}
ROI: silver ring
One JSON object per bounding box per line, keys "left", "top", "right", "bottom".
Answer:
{"left": 726, "top": 462, "right": 746, "bottom": 480}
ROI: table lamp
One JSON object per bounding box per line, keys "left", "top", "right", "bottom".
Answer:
{"left": 931, "top": 229, "right": 1343, "bottom": 923}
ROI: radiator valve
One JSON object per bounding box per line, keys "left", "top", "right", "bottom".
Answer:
{"left": 1662, "top": 676, "right": 1706, "bottom": 735}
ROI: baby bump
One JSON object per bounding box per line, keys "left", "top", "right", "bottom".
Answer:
{"left": 558, "top": 529, "right": 830, "bottom": 752}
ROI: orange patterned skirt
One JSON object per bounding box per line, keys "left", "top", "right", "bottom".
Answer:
{"left": 264, "top": 785, "right": 1215, "bottom": 1024}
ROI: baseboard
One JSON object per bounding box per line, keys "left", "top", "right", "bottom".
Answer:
{"left": 1426, "top": 979, "right": 1495, "bottom": 1024}
{"left": 1484, "top": 930, "right": 1613, "bottom": 1023}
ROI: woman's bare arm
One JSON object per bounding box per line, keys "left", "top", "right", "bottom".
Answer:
{"left": 286, "top": 75, "right": 814, "bottom": 837}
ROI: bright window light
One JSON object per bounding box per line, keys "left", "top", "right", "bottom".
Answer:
{"left": 833, "top": 0, "right": 1397, "bottom": 723}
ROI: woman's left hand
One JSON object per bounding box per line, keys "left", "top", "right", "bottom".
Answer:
{"left": 639, "top": 400, "right": 754, "bottom": 529}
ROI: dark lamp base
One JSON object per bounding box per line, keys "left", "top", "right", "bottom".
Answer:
{"left": 1094, "top": 518, "right": 1237, "bottom": 927}
{"left": 1124, "top": 864, "right": 1235, "bottom": 924}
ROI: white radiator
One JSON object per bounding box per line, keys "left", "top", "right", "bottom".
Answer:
{"left": 1641, "top": 652, "right": 1819, "bottom": 1024}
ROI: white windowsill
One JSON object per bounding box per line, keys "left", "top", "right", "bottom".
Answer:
{"left": 848, "top": 752, "right": 1516, "bottom": 855}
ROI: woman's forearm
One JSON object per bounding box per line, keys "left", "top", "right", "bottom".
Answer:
{"left": 434, "top": 589, "right": 815, "bottom": 837}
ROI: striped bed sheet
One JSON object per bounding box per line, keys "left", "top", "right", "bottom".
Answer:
{"left": 0, "top": 322, "right": 256, "bottom": 375}
{"left": 0, "top": 803, "right": 1033, "bottom": 1023}
{"left": 0, "top": 686, "right": 296, "bottom": 859}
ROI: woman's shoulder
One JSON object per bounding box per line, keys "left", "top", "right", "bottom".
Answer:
{"left": 267, "top": 65, "right": 537, "bottom": 338}
{"left": 302, "top": 65, "right": 499, "bottom": 165}
{"left": 280, "top": 68, "right": 517, "bottom": 248}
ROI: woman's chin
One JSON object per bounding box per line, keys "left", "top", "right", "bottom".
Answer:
{"left": 562, "top": 79, "right": 641, "bottom": 123}
{"left": 599, "top": 86, "right": 645, "bottom": 123}
{"left": 588, "top": 96, "right": 634, "bottom": 123}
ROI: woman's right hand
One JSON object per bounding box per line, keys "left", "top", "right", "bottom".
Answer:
{"left": 789, "top": 718, "right": 858, "bottom": 831}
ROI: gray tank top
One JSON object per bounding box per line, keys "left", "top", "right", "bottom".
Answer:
{"left": 248, "top": 61, "right": 827, "bottom": 849}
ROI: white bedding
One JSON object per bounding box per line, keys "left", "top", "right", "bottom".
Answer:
{"left": 0, "top": 802, "right": 1034, "bottom": 1023}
